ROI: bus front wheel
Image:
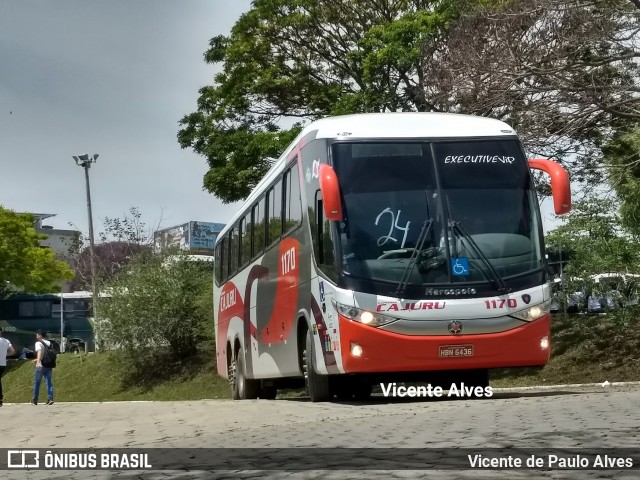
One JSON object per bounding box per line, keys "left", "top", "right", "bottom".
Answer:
{"left": 303, "top": 329, "right": 331, "bottom": 402}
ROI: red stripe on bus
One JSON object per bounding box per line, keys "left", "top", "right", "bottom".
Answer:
{"left": 260, "top": 238, "right": 300, "bottom": 344}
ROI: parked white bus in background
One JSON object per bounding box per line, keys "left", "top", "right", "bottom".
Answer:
{"left": 213, "top": 113, "right": 571, "bottom": 401}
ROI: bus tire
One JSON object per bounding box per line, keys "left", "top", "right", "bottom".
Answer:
{"left": 304, "top": 329, "right": 331, "bottom": 402}
{"left": 231, "top": 351, "right": 259, "bottom": 400}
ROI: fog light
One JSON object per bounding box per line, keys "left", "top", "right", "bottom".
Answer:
{"left": 540, "top": 336, "right": 549, "bottom": 350}
{"left": 351, "top": 343, "right": 363, "bottom": 357}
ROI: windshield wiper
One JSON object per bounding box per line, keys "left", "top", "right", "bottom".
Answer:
{"left": 395, "top": 219, "right": 434, "bottom": 295}
{"left": 449, "top": 220, "right": 510, "bottom": 293}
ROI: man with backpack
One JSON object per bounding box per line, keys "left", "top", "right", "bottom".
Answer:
{"left": 31, "top": 329, "right": 56, "bottom": 405}
{"left": 0, "top": 327, "right": 16, "bottom": 407}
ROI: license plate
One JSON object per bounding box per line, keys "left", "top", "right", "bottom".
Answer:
{"left": 439, "top": 344, "right": 474, "bottom": 358}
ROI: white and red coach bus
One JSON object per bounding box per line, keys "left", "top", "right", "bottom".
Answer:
{"left": 213, "top": 113, "right": 571, "bottom": 401}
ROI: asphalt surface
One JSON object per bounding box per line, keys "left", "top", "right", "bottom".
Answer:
{"left": 1, "top": 383, "right": 638, "bottom": 479}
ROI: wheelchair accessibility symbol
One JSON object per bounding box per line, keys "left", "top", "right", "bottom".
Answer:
{"left": 450, "top": 258, "right": 470, "bottom": 276}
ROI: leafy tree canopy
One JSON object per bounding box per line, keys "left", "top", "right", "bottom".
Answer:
{"left": 70, "top": 207, "right": 153, "bottom": 291}
{"left": 605, "top": 126, "right": 640, "bottom": 235}
{"left": 179, "top": 0, "right": 469, "bottom": 202}
{"left": 425, "top": 0, "right": 640, "bottom": 182}
{"left": 546, "top": 196, "right": 640, "bottom": 280}
{"left": 0, "top": 206, "right": 74, "bottom": 294}
{"left": 180, "top": 0, "right": 639, "bottom": 203}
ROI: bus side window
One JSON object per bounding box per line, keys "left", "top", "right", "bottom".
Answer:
{"left": 315, "top": 190, "right": 337, "bottom": 281}
{"left": 267, "top": 180, "right": 283, "bottom": 246}
{"left": 220, "top": 236, "right": 228, "bottom": 282}
{"left": 19, "top": 301, "right": 35, "bottom": 317}
{"left": 240, "top": 213, "right": 252, "bottom": 267}
{"left": 229, "top": 225, "right": 240, "bottom": 277}
{"left": 214, "top": 242, "right": 222, "bottom": 285}
{"left": 253, "top": 198, "right": 266, "bottom": 259}
{"left": 316, "top": 192, "right": 325, "bottom": 264}
{"left": 284, "top": 162, "right": 303, "bottom": 233}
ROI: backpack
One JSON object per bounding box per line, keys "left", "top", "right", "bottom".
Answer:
{"left": 40, "top": 341, "right": 57, "bottom": 368}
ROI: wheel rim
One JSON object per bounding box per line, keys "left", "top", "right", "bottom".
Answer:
{"left": 228, "top": 359, "right": 237, "bottom": 391}
{"left": 302, "top": 346, "right": 309, "bottom": 383}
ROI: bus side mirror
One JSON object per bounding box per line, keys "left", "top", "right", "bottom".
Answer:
{"left": 319, "top": 164, "right": 343, "bottom": 221}
{"left": 528, "top": 158, "right": 571, "bottom": 215}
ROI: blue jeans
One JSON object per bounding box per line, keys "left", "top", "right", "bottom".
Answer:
{"left": 33, "top": 367, "right": 53, "bottom": 402}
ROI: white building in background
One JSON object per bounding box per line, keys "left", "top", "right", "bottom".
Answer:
{"left": 33, "top": 213, "right": 80, "bottom": 262}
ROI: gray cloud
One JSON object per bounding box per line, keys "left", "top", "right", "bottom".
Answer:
{"left": 0, "top": 0, "right": 252, "bottom": 236}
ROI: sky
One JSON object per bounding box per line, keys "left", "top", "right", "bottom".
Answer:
{"left": 0, "top": 0, "right": 562, "bottom": 238}
{"left": 0, "top": 0, "right": 252, "bottom": 236}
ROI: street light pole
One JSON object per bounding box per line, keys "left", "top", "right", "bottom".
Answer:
{"left": 73, "top": 154, "right": 100, "bottom": 350}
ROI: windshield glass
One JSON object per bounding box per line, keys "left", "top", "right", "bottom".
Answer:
{"left": 332, "top": 140, "right": 543, "bottom": 292}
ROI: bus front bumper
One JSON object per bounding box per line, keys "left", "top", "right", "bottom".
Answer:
{"left": 339, "top": 314, "right": 551, "bottom": 373}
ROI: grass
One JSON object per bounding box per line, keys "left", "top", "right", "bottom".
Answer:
{"left": 2, "top": 312, "right": 639, "bottom": 403}
{"left": 2, "top": 349, "right": 230, "bottom": 404}
{"left": 492, "top": 311, "right": 640, "bottom": 387}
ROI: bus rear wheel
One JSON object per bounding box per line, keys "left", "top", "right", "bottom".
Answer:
{"left": 303, "top": 329, "right": 331, "bottom": 402}
{"left": 230, "top": 351, "right": 259, "bottom": 400}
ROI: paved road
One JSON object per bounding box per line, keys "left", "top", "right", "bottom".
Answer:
{"left": 1, "top": 384, "right": 638, "bottom": 479}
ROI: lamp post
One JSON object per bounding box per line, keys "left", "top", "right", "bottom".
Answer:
{"left": 73, "top": 154, "right": 100, "bottom": 350}
{"left": 60, "top": 286, "right": 65, "bottom": 353}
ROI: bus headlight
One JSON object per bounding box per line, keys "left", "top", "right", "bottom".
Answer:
{"left": 509, "top": 300, "right": 551, "bottom": 322}
{"left": 332, "top": 300, "right": 397, "bottom": 327}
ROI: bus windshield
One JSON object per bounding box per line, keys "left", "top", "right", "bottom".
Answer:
{"left": 332, "top": 140, "right": 543, "bottom": 294}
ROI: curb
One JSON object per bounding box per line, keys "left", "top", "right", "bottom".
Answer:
{"left": 493, "top": 381, "right": 640, "bottom": 392}
{"left": 3, "top": 382, "right": 640, "bottom": 405}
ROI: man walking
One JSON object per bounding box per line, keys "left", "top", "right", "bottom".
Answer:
{"left": 0, "top": 327, "right": 16, "bottom": 407}
{"left": 32, "top": 329, "right": 54, "bottom": 405}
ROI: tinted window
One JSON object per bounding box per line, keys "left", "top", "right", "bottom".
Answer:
{"left": 220, "top": 236, "right": 228, "bottom": 282}
{"left": 267, "top": 181, "right": 283, "bottom": 245}
{"left": 284, "top": 163, "right": 303, "bottom": 232}
{"left": 314, "top": 191, "right": 337, "bottom": 281}
{"left": 332, "top": 140, "right": 543, "bottom": 291}
{"left": 253, "top": 199, "right": 266, "bottom": 258}
{"left": 240, "top": 213, "right": 252, "bottom": 266}
{"left": 19, "top": 301, "right": 35, "bottom": 317}
{"left": 214, "top": 243, "right": 222, "bottom": 284}
{"left": 229, "top": 226, "right": 239, "bottom": 276}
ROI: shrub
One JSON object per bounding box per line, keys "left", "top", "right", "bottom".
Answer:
{"left": 99, "top": 250, "right": 214, "bottom": 382}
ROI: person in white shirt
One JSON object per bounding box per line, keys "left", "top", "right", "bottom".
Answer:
{"left": 32, "top": 329, "right": 54, "bottom": 405}
{"left": 0, "top": 327, "right": 16, "bottom": 407}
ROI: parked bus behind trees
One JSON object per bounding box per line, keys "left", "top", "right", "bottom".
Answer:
{"left": 213, "top": 112, "right": 571, "bottom": 402}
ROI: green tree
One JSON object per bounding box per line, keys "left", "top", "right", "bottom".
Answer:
{"left": 178, "top": 0, "right": 468, "bottom": 202}
{"left": 424, "top": 0, "right": 640, "bottom": 182}
{"left": 70, "top": 207, "right": 153, "bottom": 291}
{"left": 180, "top": 0, "right": 639, "bottom": 202}
{"left": 99, "top": 251, "right": 214, "bottom": 380}
{"left": 605, "top": 126, "right": 640, "bottom": 235}
{"left": 546, "top": 196, "right": 640, "bottom": 280}
{"left": 0, "top": 206, "right": 74, "bottom": 294}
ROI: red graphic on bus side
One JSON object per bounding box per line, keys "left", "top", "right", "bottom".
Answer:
{"left": 260, "top": 237, "right": 300, "bottom": 344}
